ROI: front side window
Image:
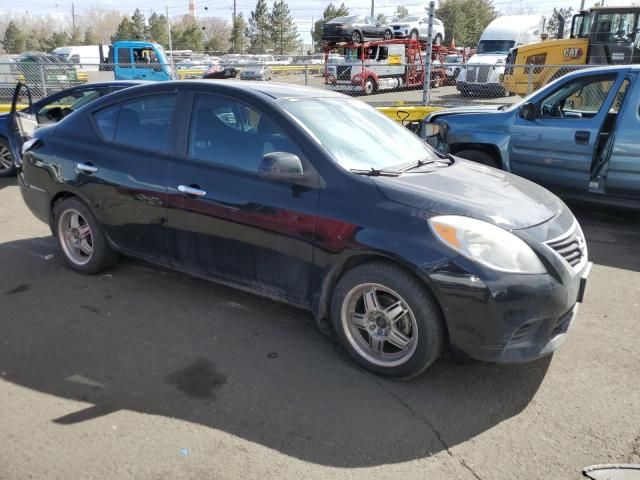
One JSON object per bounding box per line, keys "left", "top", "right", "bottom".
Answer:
{"left": 280, "top": 97, "right": 437, "bottom": 171}
{"left": 592, "top": 13, "right": 637, "bottom": 43}
{"left": 540, "top": 75, "right": 616, "bottom": 118}
{"left": 113, "top": 94, "right": 177, "bottom": 151}
{"left": 188, "top": 95, "right": 300, "bottom": 173}
{"left": 37, "top": 89, "right": 103, "bottom": 123}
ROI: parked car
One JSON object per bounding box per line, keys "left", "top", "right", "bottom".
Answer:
{"left": 389, "top": 15, "right": 445, "bottom": 44}
{"left": 13, "top": 81, "right": 590, "bottom": 378}
{"left": 422, "top": 65, "right": 640, "bottom": 208}
{"left": 443, "top": 53, "right": 463, "bottom": 83}
{"left": 322, "top": 15, "right": 394, "bottom": 44}
{"left": 0, "top": 81, "right": 141, "bottom": 177}
{"left": 240, "top": 62, "right": 272, "bottom": 81}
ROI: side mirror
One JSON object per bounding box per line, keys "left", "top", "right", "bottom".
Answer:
{"left": 421, "top": 122, "right": 440, "bottom": 138}
{"left": 519, "top": 102, "right": 537, "bottom": 120}
{"left": 259, "top": 151, "right": 305, "bottom": 183}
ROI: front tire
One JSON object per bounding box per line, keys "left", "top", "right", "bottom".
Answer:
{"left": 363, "top": 78, "right": 376, "bottom": 95}
{"left": 434, "top": 33, "right": 443, "bottom": 45}
{"left": 331, "top": 262, "right": 445, "bottom": 378}
{"left": 383, "top": 29, "right": 393, "bottom": 40}
{"left": 409, "top": 29, "right": 419, "bottom": 41}
{"left": 0, "top": 137, "right": 16, "bottom": 178}
{"left": 455, "top": 149, "right": 500, "bottom": 169}
{"left": 53, "top": 197, "right": 118, "bottom": 274}
{"left": 351, "top": 30, "right": 363, "bottom": 43}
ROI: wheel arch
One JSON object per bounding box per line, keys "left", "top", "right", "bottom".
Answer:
{"left": 449, "top": 142, "right": 506, "bottom": 169}
{"left": 314, "top": 253, "right": 450, "bottom": 343}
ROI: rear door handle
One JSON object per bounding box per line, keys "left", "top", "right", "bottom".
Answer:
{"left": 77, "top": 162, "right": 98, "bottom": 174}
{"left": 177, "top": 185, "right": 207, "bottom": 197}
{"left": 575, "top": 131, "right": 590, "bottom": 145}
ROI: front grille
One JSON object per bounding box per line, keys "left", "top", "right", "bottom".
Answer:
{"left": 477, "top": 65, "right": 491, "bottom": 82}
{"left": 545, "top": 222, "right": 587, "bottom": 270}
{"left": 337, "top": 65, "right": 351, "bottom": 81}
{"left": 466, "top": 66, "right": 477, "bottom": 82}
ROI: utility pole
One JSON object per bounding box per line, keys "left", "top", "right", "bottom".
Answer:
{"left": 370, "top": 0, "right": 374, "bottom": 17}
{"left": 166, "top": 4, "right": 175, "bottom": 78}
{"left": 71, "top": 3, "right": 76, "bottom": 41}
{"left": 579, "top": 0, "right": 585, "bottom": 10}
{"left": 232, "top": 0, "right": 237, "bottom": 53}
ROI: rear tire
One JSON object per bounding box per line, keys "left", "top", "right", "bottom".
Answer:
{"left": 455, "top": 149, "right": 500, "bottom": 169}
{"left": 0, "top": 137, "right": 16, "bottom": 178}
{"left": 53, "top": 197, "right": 118, "bottom": 274}
{"left": 351, "top": 30, "right": 363, "bottom": 43}
{"left": 409, "top": 30, "right": 419, "bottom": 41}
{"left": 331, "top": 261, "right": 445, "bottom": 379}
{"left": 383, "top": 30, "right": 393, "bottom": 40}
{"left": 434, "top": 33, "right": 443, "bottom": 45}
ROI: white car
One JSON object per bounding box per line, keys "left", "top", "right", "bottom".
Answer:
{"left": 389, "top": 15, "right": 445, "bottom": 44}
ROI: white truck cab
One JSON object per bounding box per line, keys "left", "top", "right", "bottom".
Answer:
{"left": 457, "top": 15, "right": 546, "bottom": 96}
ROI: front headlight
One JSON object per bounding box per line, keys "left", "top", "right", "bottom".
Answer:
{"left": 429, "top": 215, "right": 546, "bottom": 274}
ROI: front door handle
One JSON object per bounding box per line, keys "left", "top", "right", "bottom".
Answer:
{"left": 177, "top": 185, "right": 207, "bottom": 197}
{"left": 77, "top": 162, "right": 98, "bottom": 174}
{"left": 575, "top": 131, "right": 590, "bottom": 145}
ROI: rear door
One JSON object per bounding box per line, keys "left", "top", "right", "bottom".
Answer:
{"left": 166, "top": 92, "right": 320, "bottom": 303}
{"left": 79, "top": 92, "right": 179, "bottom": 259}
{"left": 601, "top": 76, "right": 640, "bottom": 200}
{"left": 509, "top": 72, "right": 621, "bottom": 192}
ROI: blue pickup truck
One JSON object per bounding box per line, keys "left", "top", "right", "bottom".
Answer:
{"left": 422, "top": 66, "right": 640, "bottom": 208}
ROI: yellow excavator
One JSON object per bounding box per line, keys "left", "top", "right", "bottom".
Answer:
{"left": 502, "top": 6, "right": 640, "bottom": 95}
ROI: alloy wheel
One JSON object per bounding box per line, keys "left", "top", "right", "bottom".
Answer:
{"left": 0, "top": 144, "right": 12, "bottom": 172}
{"left": 58, "top": 208, "right": 94, "bottom": 266}
{"left": 341, "top": 283, "right": 419, "bottom": 367}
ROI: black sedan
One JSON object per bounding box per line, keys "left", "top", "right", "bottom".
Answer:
{"left": 0, "top": 81, "right": 141, "bottom": 177}
{"left": 322, "top": 15, "right": 394, "bottom": 44}
{"left": 15, "top": 81, "right": 591, "bottom": 378}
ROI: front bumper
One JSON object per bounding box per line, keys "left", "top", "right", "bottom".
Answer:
{"left": 428, "top": 260, "right": 592, "bottom": 364}
{"left": 457, "top": 81, "right": 506, "bottom": 96}
{"left": 326, "top": 83, "right": 363, "bottom": 92}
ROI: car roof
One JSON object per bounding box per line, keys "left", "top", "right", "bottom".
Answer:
{"left": 127, "top": 80, "right": 347, "bottom": 100}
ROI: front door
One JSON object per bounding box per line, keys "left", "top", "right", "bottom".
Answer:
{"left": 166, "top": 93, "right": 319, "bottom": 304}
{"left": 509, "top": 72, "right": 621, "bottom": 192}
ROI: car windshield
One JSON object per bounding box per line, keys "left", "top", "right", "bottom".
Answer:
{"left": 477, "top": 40, "right": 515, "bottom": 54}
{"left": 279, "top": 97, "right": 437, "bottom": 171}
{"left": 328, "top": 16, "right": 355, "bottom": 24}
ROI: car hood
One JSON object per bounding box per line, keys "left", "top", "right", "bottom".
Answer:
{"left": 425, "top": 105, "right": 504, "bottom": 121}
{"left": 467, "top": 53, "right": 507, "bottom": 65}
{"left": 373, "top": 159, "right": 561, "bottom": 230}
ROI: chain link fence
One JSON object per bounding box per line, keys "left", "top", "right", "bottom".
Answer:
{"left": 0, "top": 60, "right": 595, "bottom": 108}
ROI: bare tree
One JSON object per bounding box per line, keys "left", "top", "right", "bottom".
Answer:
{"left": 201, "top": 17, "right": 232, "bottom": 53}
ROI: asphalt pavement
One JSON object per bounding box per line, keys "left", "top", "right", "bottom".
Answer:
{"left": 0, "top": 176, "right": 639, "bottom": 480}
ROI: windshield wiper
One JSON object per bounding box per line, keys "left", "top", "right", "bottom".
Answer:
{"left": 350, "top": 168, "right": 401, "bottom": 177}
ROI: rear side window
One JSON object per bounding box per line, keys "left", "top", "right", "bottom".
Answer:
{"left": 108, "top": 94, "right": 177, "bottom": 151}
{"left": 94, "top": 105, "right": 119, "bottom": 141}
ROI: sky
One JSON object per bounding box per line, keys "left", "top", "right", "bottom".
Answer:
{"left": 1, "top": 0, "right": 598, "bottom": 44}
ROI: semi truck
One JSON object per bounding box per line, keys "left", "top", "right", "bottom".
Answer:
{"left": 456, "top": 15, "right": 547, "bottom": 96}
{"left": 323, "top": 39, "right": 447, "bottom": 95}
{"left": 502, "top": 6, "right": 640, "bottom": 95}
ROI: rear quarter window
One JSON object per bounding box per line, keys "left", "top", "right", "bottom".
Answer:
{"left": 93, "top": 104, "right": 119, "bottom": 141}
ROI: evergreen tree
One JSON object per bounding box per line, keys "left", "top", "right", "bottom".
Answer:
{"left": 230, "top": 13, "right": 247, "bottom": 53}
{"left": 130, "top": 8, "right": 149, "bottom": 40}
{"left": 312, "top": 2, "right": 349, "bottom": 50}
{"left": 2, "top": 21, "right": 26, "bottom": 54}
{"left": 247, "top": 0, "right": 271, "bottom": 54}
{"left": 172, "top": 21, "right": 204, "bottom": 51}
{"left": 148, "top": 13, "right": 170, "bottom": 47}
{"left": 111, "top": 18, "right": 134, "bottom": 42}
{"left": 547, "top": 7, "right": 573, "bottom": 39}
{"left": 436, "top": 0, "right": 496, "bottom": 47}
{"left": 270, "top": 0, "right": 298, "bottom": 55}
